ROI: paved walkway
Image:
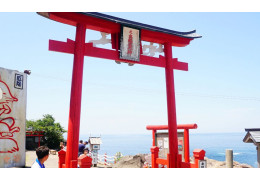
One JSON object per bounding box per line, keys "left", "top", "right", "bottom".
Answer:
{"left": 26, "top": 151, "right": 58, "bottom": 168}
{"left": 26, "top": 151, "right": 111, "bottom": 168}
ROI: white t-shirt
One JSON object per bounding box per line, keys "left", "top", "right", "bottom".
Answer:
{"left": 31, "top": 161, "right": 41, "bottom": 168}
{"left": 31, "top": 159, "right": 45, "bottom": 168}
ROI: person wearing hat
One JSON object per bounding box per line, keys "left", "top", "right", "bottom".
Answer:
{"left": 83, "top": 141, "right": 89, "bottom": 149}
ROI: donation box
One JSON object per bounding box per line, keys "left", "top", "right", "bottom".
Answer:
{"left": 155, "top": 132, "right": 185, "bottom": 161}
{"left": 0, "top": 67, "right": 27, "bottom": 168}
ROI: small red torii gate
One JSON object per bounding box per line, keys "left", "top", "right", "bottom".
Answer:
{"left": 26, "top": 131, "right": 44, "bottom": 148}
{"left": 146, "top": 124, "right": 206, "bottom": 168}
{"left": 38, "top": 12, "right": 201, "bottom": 168}
{"left": 146, "top": 123, "right": 198, "bottom": 163}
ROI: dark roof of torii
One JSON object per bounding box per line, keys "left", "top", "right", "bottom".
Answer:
{"left": 78, "top": 12, "right": 202, "bottom": 39}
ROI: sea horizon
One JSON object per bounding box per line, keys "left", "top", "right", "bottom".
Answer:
{"left": 63, "top": 131, "right": 258, "bottom": 168}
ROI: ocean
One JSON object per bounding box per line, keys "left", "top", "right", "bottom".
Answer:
{"left": 79, "top": 132, "right": 257, "bottom": 168}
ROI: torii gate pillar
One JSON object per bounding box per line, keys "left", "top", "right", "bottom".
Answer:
{"left": 164, "top": 42, "right": 178, "bottom": 168}
{"left": 65, "top": 23, "right": 86, "bottom": 168}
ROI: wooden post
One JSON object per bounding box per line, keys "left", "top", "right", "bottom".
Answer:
{"left": 193, "top": 149, "right": 205, "bottom": 168}
{"left": 38, "top": 135, "right": 41, "bottom": 147}
{"left": 58, "top": 150, "right": 66, "bottom": 168}
{"left": 257, "top": 146, "right": 260, "bottom": 168}
{"left": 65, "top": 23, "right": 86, "bottom": 168}
{"left": 164, "top": 42, "right": 178, "bottom": 168}
{"left": 152, "top": 130, "right": 156, "bottom": 146}
{"left": 177, "top": 154, "right": 182, "bottom": 167}
{"left": 226, "top": 149, "right": 233, "bottom": 168}
{"left": 70, "top": 160, "right": 78, "bottom": 168}
{"left": 184, "top": 129, "right": 190, "bottom": 163}
{"left": 167, "top": 153, "right": 170, "bottom": 168}
{"left": 78, "top": 155, "right": 92, "bottom": 168}
{"left": 151, "top": 146, "right": 159, "bottom": 168}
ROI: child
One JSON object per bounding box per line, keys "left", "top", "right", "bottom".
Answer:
{"left": 31, "top": 146, "right": 49, "bottom": 168}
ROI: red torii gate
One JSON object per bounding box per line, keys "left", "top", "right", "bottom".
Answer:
{"left": 26, "top": 131, "right": 44, "bottom": 148}
{"left": 38, "top": 12, "right": 201, "bottom": 168}
{"left": 146, "top": 124, "right": 198, "bottom": 163}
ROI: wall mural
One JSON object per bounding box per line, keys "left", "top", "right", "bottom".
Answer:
{"left": 0, "top": 117, "right": 20, "bottom": 153}
{"left": 0, "top": 68, "right": 26, "bottom": 168}
{"left": 0, "top": 79, "right": 18, "bottom": 116}
{"left": 0, "top": 79, "right": 20, "bottom": 153}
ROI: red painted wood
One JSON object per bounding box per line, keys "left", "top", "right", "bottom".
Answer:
{"left": 142, "top": 29, "right": 191, "bottom": 47}
{"left": 38, "top": 136, "right": 41, "bottom": 147}
{"left": 177, "top": 154, "right": 182, "bottom": 167}
{"left": 193, "top": 149, "right": 206, "bottom": 168}
{"left": 50, "top": 12, "right": 120, "bottom": 33}
{"left": 152, "top": 130, "right": 156, "bottom": 146}
{"left": 173, "top": 58, "right": 188, "bottom": 71}
{"left": 70, "top": 160, "right": 78, "bottom": 168}
{"left": 146, "top": 124, "right": 197, "bottom": 130}
{"left": 26, "top": 131, "right": 44, "bottom": 147}
{"left": 58, "top": 150, "right": 66, "bottom": 168}
{"left": 164, "top": 42, "right": 178, "bottom": 168}
{"left": 65, "top": 23, "right": 86, "bottom": 168}
{"left": 154, "top": 153, "right": 170, "bottom": 168}
{"left": 184, "top": 129, "right": 190, "bottom": 163}
{"left": 78, "top": 155, "right": 92, "bottom": 168}
{"left": 151, "top": 146, "right": 159, "bottom": 168}
{"left": 26, "top": 131, "right": 44, "bottom": 136}
{"left": 190, "top": 163, "right": 196, "bottom": 168}
{"left": 49, "top": 39, "right": 74, "bottom": 54}
{"left": 49, "top": 39, "right": 188, "bottom": 70}
{"left": 167, "top": 153, "right": 170, "bottom": 168}
{"left": 156, "top": 158, "right": 168, "bottom": 165}
{"left": 47, "top": 12, "right": 192, "bottom": 47}
{"left": 111, "top": 33, "right": 117, "bottom": 50}
{"left": 44, "top": 12, "right": 197, "bottom": 169}
{"left": 180, "top": 161, "right": 191, "bottom": 168}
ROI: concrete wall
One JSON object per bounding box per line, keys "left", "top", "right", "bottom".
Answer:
{"left": 0, "top": 67, "right": 27, "bottom": 168}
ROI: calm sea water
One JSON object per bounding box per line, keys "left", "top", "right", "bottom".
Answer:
{"left": 79, "top": 132, "right": 257, "bottom": 167}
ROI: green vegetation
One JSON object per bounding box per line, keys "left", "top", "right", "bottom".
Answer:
{"left": 26, "top": 114, "right": 67, "bottom": 149}
{"left": 114, "top": 152, "right": 123, "bottom": 162}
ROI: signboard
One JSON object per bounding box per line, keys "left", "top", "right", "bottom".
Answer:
{"left": 91, "top": 149, "right": 98, "bottom": 165}
{"left": 0, "top": 67, "right": 27, "bottom": 168}
{"left": 120, "top": 26, "right": 140, "bottom": 62}
{"left": 155, "top": 132, "right": 185, "bottom": 161}
{"left": 93, "top": 144, "right": 100, "bottom": 150}
{"left": 199, "top": 160, "right": 207, "bottom": 168}
{"left": 163, "top": 138, "right": 169, "bottom": 148}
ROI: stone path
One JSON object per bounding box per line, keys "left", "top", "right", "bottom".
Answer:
{"left": 26, "top": 150, "right": 58, "bottom": 168}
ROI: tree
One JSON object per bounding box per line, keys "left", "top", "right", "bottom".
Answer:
{"left": 26, "top": 114, "right": 67, "bottom": 149}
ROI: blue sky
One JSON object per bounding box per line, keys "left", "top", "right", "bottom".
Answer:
{"left": 0, "top": 12, "right": 259, "bottom": 135}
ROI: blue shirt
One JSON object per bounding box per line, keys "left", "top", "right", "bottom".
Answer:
{"left": 31, "top": 158, "right": 45, "bottom": 168}
{"left": 78, "top": 144, "right": 85, "bottom": 153}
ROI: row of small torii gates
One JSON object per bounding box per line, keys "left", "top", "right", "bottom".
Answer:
{"left": 38, "top": 12, "right": 205, "bottom": 168}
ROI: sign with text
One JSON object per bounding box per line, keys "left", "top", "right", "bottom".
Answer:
{"left": 155, "top": 132, "right": 185, "bottom": 161}
{"left": 120, "top": 26, "right": 140, "bottom": 62}
{"left": 14, "top": 74, "right": 24, "bottom": 89}
{"left": 199, "top": 160, "right": 207, "bottom": 168}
